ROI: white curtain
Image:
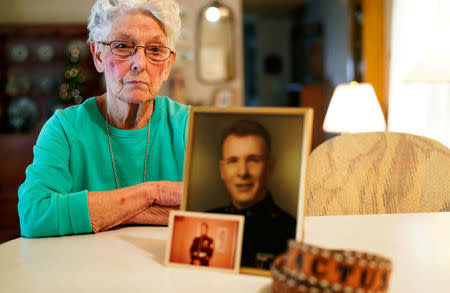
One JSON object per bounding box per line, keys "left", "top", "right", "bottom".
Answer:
{"left": 388, "top": 0, "right": 450, "bottom": 148}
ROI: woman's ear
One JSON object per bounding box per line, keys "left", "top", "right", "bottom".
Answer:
{"left": 162, "top": 51, "right": 177, "bottom": 81}
{"left": 90, "top": 41, "right": 104, "bottom": 73}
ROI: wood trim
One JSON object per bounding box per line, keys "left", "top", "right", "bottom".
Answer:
{"left": 362, "top": 0, "right": 386, "bottom": 116}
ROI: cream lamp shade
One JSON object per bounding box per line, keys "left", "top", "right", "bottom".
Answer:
{"left": 323, "top": 82, "right": 386, "bottom": 133}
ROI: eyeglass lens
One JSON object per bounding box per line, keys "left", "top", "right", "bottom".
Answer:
{"left": 109, "top": 41, "right": 171, "bottom": 61}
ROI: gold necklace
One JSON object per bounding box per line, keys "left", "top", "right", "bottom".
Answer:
{"left": 105, "top": 111, "right": 151, "bottom": 189}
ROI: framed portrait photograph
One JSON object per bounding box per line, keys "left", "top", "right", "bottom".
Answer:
{"left": 165, "top": 210, "right": 245, "bottom": 273}
{"left": 181, "top": 107, "right": 313, "bottom": 275}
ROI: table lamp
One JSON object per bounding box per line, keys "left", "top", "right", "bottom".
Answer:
{"left": 323, "top": 82, "right": 386, "bottom": 133}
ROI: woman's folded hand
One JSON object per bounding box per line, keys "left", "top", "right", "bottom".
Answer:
{"left": 149, "top": 181, "right": 183, "bottom": 206}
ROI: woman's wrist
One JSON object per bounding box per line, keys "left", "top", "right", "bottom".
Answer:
{"left": 143, "top": 181, "right": 158, "bottom": 206}
{"left": 121, "top": 205, "right": 180, "bottom": 226}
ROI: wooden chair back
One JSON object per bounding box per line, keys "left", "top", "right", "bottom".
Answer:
{"left": 305, "top": 132, "right": 450, "bottom": 216}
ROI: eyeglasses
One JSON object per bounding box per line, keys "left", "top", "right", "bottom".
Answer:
{"left": 100, "top": 41, "right": 174, "bottom": 61}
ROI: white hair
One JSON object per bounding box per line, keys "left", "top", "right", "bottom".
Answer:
{"left": 87, "top": 0, "right": 181, "bottom": 49}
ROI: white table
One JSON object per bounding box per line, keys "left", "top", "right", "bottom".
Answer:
{"left": 1, "top": 212, "right": 449, "bottom": 292}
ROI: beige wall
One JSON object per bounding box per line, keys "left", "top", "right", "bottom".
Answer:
{"left": 0, "top": 0, "right": 244, "bottom": 106}
{"left": 173, "top": 0, "right": 244, "bottom": 105}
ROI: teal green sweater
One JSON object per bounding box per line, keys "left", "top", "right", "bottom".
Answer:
{"left": 18, "top": 96, "right": 189, "bottom": 238}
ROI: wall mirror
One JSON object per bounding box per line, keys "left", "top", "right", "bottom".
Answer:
{"left": 197, "top": 1, "right": 235, "bottom": 83}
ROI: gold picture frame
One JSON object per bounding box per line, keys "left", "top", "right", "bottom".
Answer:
{"left": 165, "top": 210, "right": 245, "bottom": 273}
{"left": 181, "top": 107, "right": 314, "bottom": 276}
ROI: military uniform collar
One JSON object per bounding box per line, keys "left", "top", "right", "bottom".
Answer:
{"left": 230, "top": 192, "right": 275, "bottom": 217}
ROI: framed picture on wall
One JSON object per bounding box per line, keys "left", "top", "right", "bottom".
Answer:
{"left": 165, "top": 210, "right": 244, "bottom": 273}
{"left": 212, "top": 87, "right": 237, "bottom": 107}
{"left": 181, "top": 107, "right": 314, "bottom": 275}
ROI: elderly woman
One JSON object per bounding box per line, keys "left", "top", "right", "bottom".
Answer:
{"left": 18, "top": 0, "right": 187, "bottom": 237}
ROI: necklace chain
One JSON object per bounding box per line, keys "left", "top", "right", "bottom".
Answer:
{"left": 105, "top": 111, "right": 151, "bottom": 189}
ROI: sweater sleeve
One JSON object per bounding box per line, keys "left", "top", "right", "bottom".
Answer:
{"left": 18, "top": 113, "right": 93, "bottom": 238}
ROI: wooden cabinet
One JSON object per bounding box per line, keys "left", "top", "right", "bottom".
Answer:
{"left": 0, "top": 24, "right": 102, "bottom": 243}
{"left": 301, "top": 84, "right": 329, "bottom": 150}
{"left": 0, "top": 133, "right": 36, "bottom": 242}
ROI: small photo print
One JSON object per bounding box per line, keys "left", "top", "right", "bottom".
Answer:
{"left": 165, "top": 210, "right": 245, "bottom": 273}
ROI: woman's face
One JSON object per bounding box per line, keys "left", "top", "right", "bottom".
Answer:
{"left": 92, "top": 11, "right": 175, "bottom": 105}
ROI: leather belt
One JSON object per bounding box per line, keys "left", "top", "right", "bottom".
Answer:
{"left": 272, "top": 241, "right": 392, "bottom": 293}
